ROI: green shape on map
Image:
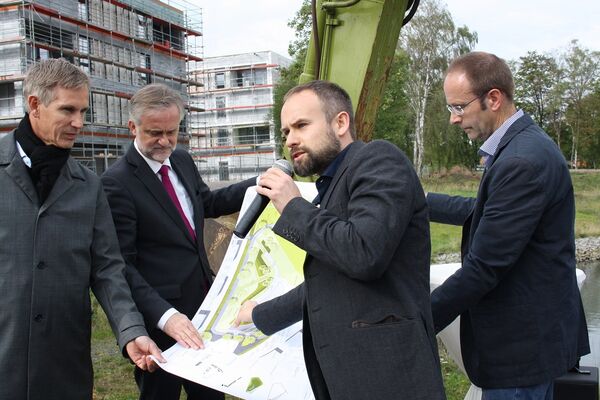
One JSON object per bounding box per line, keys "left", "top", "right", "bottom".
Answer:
{"left": 246, "top": 377, "right": 263, "bottom": 392}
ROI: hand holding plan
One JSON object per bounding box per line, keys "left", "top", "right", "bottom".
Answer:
{"left": 164, "top": 312, "right": 205, "bottom": 350}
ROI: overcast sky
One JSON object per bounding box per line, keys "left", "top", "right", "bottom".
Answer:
{"left": 200, "top": 0, "right": 600, "bottom": 61}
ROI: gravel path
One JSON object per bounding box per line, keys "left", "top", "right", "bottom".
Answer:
{"left": 433, "top": 236, "right": 600, "bottom": 264}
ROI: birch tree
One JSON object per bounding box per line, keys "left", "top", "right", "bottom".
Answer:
{"left": 563, "top": 40, "right": 600, "bottom": 168}
{"left": 398, "top": 0, "right": 476, "bottom": 175}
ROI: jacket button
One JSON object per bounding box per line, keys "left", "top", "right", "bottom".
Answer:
{"left": 34, "top": 314, "right": 44, "bottom": 322}
{"left": 37, "top": 262, "right": 46, "bottom": 270}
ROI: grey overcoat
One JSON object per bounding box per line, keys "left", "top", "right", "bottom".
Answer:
{"left": 0, "top": 131, "right": 147, "bottom": 400}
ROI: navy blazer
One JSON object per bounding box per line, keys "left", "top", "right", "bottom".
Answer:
{"left": 102, "top": 145, "right": 254, "bottom": 348}
{"left": 429, "top": 113, "right": 589, "bottom": 389}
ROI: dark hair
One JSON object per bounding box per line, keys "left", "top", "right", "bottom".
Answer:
{"left": 447, "top": 51, "right": 514, "bottom": 102}
{"left": 284, "top": 80, "right": 356, "bottom": 139}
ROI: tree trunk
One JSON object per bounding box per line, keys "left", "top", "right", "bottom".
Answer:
{"left": 412, "top": 83, "right": 429, "bottom": 177}
{"left": 571, "top": 133, "right": 578, "bottom": 169}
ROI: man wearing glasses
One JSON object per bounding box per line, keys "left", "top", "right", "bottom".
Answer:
{"left": 428, "top": 51, "right": 589, "bottom": 400}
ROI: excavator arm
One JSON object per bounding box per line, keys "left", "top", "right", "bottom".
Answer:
{"left": 300, "top": 0, "right": 419, "bottom": 141}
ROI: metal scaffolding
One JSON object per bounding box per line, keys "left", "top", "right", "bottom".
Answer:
{"left": 0, "top": 0, "right": 203, "bottom": 174}
{"left": 189, "top": 51, "right": 291, "bottom": 182}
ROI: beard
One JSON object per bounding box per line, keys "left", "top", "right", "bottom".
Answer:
{"left": 140, "top": 144, "right": 175, "bottom": 163}
{"left": 292, "top": 128, "right": 341, "bottom": 177}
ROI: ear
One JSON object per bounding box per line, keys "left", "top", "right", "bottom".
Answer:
{"left": 128, "top": 120, "right": 138, "bottom": 137}
{"left": 487, "top": 88, "right": 503, "bottom": 111}
{"left": 333, "top": 111, "right": 351, "bottom": 138}
{"left": 28, "top": 95, "right": 41, "bottom": 117}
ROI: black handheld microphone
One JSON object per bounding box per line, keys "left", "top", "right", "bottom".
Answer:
{"left": 233, "top": 159, "right": 294, "bottom": 239}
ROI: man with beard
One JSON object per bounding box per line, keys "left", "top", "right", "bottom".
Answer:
{"left": 0, "top": 58, "right": 163, "bottom": 400}
{"left": 102, "top": 83, "right": 255, "bottom": 400}
{"left": 234, "top": 80, "right": 445, "bottom": 400}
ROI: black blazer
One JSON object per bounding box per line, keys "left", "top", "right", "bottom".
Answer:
{"left": 102, "top": 145, "right": 254, "bottom": 348}
{"left": 254, "top": 140, "right": 446, "bottom": 400}
{"left": 429, "top": 113, "right": 590, "bottom": 389}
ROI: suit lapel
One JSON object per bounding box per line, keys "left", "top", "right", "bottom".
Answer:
{"left": 464, "top": 117, "right": 534, "bottom": 260}
{"left": 4, "top": 147, "right": 39, "bottom": 205}
{"left": 40, "top": 159, "right": 82, "bottom": 214}
{"left": 320, "top": 141, "right": 364, "bottom": 208}
{"left": 489, "top": 113, "right": 533, "bottom": 169}
{"left": 2, "top": 132, "right": 84, "bottom": 210}
{"left": 126, "top": 146, "right": 195, "bottom": 245}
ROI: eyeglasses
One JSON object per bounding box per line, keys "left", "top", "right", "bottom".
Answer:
{"left": 446, "top": 92, "right": 486, "bottom": 116}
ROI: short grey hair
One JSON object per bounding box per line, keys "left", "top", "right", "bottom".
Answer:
{"left": 23, "top": 58, "right": 90, "bottom": 111}
{"left": 129, "top": 83, "right": 186, "bottom": 125}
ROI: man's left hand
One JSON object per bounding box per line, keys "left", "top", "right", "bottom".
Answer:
{"left": 125, "top": 336, "right": 166, "bottom": 372}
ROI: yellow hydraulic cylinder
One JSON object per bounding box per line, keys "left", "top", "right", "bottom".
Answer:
{"left": 301, "top": 0, "right": 410, "bottom": 142}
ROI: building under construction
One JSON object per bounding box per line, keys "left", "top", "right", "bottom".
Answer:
{"left": 0, "top": 0, "right": 202, "bottom": 174}
{"left": 189, "top": 51, "right": 291, "bottom": 182}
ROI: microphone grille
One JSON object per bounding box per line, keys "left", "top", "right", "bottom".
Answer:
{"left": 273, "top": 159, "right": 293, "bottom": 176}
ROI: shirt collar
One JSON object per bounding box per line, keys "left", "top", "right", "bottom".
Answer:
{"left": 16, "top": 140, "right": 32, "bottom": 168}
{"left": 479, "top": 109, "right": 524, "bottom": 158}
{"left": 320, "top": 142, "right": 354, "bottom": 179}
{"left": 313, "top": 142, "right": 354, "bottom": 205}
{"left": 134, "top": 139, "right": 171, "bottom": 174}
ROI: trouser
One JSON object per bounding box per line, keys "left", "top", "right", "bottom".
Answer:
{"left": 482, "top": 381, "right": 554, "bottom": 400}
{"left": 134, "top": 366, "right": 224, "bottom": 400}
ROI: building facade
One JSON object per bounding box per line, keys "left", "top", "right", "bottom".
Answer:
{"left": 0, "top": 0, "right": 202, "bottom": 174}
{"left": 189, "top": 51, "right": 291, "bottom": 182}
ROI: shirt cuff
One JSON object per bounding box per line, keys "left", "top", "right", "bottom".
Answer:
{"left": 157, "top": 307, "right": 179, "bottom": 330}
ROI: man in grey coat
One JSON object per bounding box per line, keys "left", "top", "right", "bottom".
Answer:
{"left": 234, "top": 80, "right": 445, "bottom": 400}
{"left": 0, "top": 58, "right": 164, "bottom": 400}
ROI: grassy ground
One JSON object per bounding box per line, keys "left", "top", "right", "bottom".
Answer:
{"left": 422, "top": 170, "right": 600, "bottom": 257}
{"left": 92, "top": 170, "right": 600, "bottom": 400}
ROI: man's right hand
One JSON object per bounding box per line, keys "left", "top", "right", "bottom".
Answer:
{"left": 163, "top": 312, "right": 204, "bottom": 350}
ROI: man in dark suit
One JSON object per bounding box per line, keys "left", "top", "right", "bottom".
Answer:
{"left": 234, "top": 80, "right": 445, "bottom": 400}
{"left": 102, "top": 84, "right": 255, "bottom": 400}
{"left": 428, "top": 51, "right": 590, "bottom": 399}
{"left": 0, "top": 58, "right": 163, "bottom": 400}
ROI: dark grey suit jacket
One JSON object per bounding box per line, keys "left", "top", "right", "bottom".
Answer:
{"left": 429, "top": 113, "right": 590, "bottom": 388}
{"left": 102, "top": 145, "right": 254, "bottom": 349}
{"left": 0, "top": 131, "right": 147, "bottom": 400}
{"left": 254, "top": 140, "right": 446, "bottom": 400}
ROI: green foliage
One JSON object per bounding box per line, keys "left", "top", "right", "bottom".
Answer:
{"left": 372, "top": 51, "right": 413, "bottom": 153}
{"left": 576, "top": 87, "right": 600, "bottom": 168}
{"left": 287, "top": 0, "right": 312, "bottom": 59}
{"left": 514, "top": 51, "right": 560, "bottom": 129}
{"left": 423, "top": 87, "right": 480, "bottom": 172}
{"left": 562, "top": 40, "right": 600, "bottom": 167}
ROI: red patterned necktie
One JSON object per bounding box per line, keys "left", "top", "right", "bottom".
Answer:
{"left": 159, "top": 165, "right": 196, "bottom": 241}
